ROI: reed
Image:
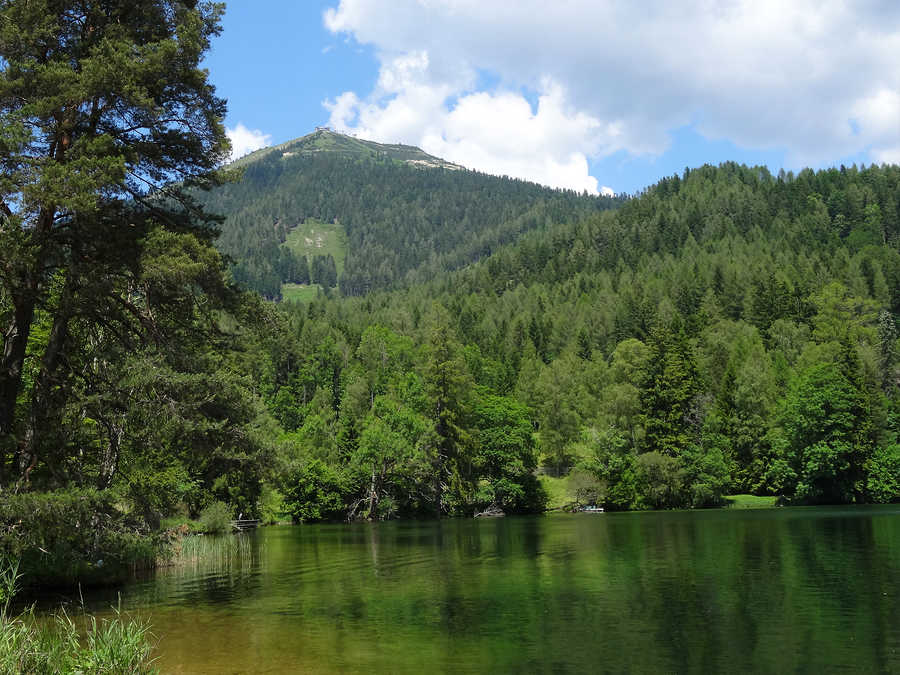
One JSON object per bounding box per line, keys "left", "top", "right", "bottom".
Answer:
{"left": 161, "top": 531, "right": 256, "bottom": 575}
{"left": 0, "top": 558, "right": 156, "bottom": 674}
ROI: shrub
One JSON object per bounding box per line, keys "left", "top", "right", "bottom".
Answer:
{"left": 867, "top": 444, "right": 900, "bottom": 503}
{"left": 197, "top": 502, "right": 233, "bottom": 534}
{"left": 568, "top": 469, "right": 606, "bottom": 506}
{"left": 283, "top": 460, "right": 347, "bottom": 523}
{"left": 0, "top": 489, "right": 155, "bottom": 588}
{"left": 257, "top": 485, "right": 287, "bottom": 525}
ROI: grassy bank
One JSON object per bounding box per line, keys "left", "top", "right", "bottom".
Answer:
{"left": 0, "top": 560, "right": 156, "bottom": 673}
{"left": 539, "top": 475, "right": 572, "bottom": 511}
{"left": 724, "top": 494, "right": 779, "bottom": 509}
{"left": 539, "top": 476, "right": 779, "bottom": 512}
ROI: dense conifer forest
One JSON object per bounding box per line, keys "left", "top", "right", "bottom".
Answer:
{"left": 241, "top": 161, "right": 900, "bottom": 518}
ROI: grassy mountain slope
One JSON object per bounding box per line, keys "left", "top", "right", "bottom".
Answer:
{"left": 282, "top": 219, "right": 347, "bottom": 276}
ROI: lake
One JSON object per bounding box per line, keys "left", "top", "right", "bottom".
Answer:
{"left": 75, "top": 506, "right": 899, "bottom": 673}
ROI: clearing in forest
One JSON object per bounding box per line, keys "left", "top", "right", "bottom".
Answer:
{"left": 282, "top": 218, "right": 347, "bottom": 275}
{"left": 281, "top": 218, "right": 347, "bottom": 299}
{"left": 281, "top": 283, "right": 322, "bottom": 303}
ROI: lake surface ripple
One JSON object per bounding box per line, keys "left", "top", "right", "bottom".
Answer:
{"left": 78, "top": 506, "right": 900, "bottom": 673}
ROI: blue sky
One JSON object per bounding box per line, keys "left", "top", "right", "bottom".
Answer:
{"left": 205, "top": 1, "right": 900, "bottom": 196}
{"left": 204, "top": 2, "right": 373, "bottom": 148}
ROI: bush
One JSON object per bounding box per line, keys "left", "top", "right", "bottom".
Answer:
{"left": 283, "top": 460, "right": 347, "bottom": 523}
{"left": 197, "top": 502, "right": 233, "bottom": 534}
{"left": 636, "top": 452, "right": 687, "bottom": 509}
{"left": 568, "top": 469, "right": 606, "bottom": 506}
{"left": 257, "top": 485, "right": 287, "bottom": 525}
{"left": 867, "top": 444, "right": 900, "bottom": 503}
{"left": 0, "top": 489, "right": 155, "bottom": 589}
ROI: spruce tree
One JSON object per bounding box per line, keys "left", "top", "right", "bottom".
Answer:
{"left": 640, "top": 318, "right": 700, "bottom": 457}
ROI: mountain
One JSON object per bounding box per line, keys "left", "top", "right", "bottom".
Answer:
{"left": 234, "top": 127, "right": 466, "bottom": 171}
{"left": 201, "top": 129, "right": 622, "bottom": 298}
{"left": 200, "top": 138, "right": 900, "bottom": 516}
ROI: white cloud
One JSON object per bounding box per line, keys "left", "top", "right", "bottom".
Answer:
{"left": 853, "top": 88, "right": 900, "bottom": 165}
{"left": 873, "top": 146, "right": 900, "bottom": 165}
{"left": 323, "top": 0, "right": 900, "bottom": 188}
{"left": 600, "top": 186, "right": 615, "bottom": 198}
{"left": 325, "top": 71, "right": 614, "bottom": 193}
{"left": 226, "top": 123, "right": 272, "bottom": 160}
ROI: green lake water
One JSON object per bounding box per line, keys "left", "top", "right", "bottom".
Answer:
{"left": 76, "top": 506, "right": 899, "bottom": 673}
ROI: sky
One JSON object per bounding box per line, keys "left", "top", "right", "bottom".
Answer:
{"left": 205, "top": 1, "right": 900, "bottom": 196}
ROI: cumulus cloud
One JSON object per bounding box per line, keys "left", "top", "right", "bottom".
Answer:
{"left": 226, "top": 123, "right": 272, "bottom": 160}
{"left": 325, "top": 68, "right": 615, "bottom": 193}
{"left": 322, "top": 0, "right": 900, "bottom": 189}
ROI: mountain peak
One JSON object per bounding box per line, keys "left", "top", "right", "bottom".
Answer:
{"left": 234, "top": 128, "right": 465, "bottom": 171}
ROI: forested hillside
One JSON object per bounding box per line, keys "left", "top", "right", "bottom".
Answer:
{"left": 202, "top": 130, "right": 619, "bottom": 298}
{"left": 247, "top": 162, "right": 900, "bottom": 518}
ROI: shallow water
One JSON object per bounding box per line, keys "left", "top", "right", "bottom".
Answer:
{"left": 73, "top": 506, "right": 900, "bottom": 673}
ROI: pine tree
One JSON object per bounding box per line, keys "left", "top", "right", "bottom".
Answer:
{"left": 0, "top": 0, "right": 229, "bottom": 478}
{"left": 878, "top": 310, "right": 898, "bottom": 393}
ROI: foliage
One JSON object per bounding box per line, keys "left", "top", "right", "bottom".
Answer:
{"left": 283, "top": 460, "right": 349, "bottom": 523}
{"left": 768, "top": 362, "right": 870, "bottom": 503}
{"left": 567, "top": 469, "right": 606, "bottom": 506}
{"left": 0, "top": 0, "right": 231, "bottom": 479}
{"left": 470, "top": 392, "right": 546, "bottom": 513}
{"left": 198, "top": 501, "right": 232, "bottom": 535}
{"left": 0, "top": 1, "right": 286, "bottom": 591}
{"left": 0, "top": 489, "right": 155, "bottom": 588}
{"left": 0, "top": 558, "right": 156, "bottom": 673}
{"left": 257, "top": 484, "right": 288, "bottom": 525}
{"left": 866, "top": 444, "right": 900, "bottom": 503}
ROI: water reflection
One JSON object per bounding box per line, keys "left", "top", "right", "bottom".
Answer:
{"left": 69, "top": 506, "right": 900, "bottom": 673}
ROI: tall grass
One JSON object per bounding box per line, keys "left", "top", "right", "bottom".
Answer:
{"left": 0, "top": 558, "right": 156, "bottom": 674}
{"left": 160, "top": 531, "right": 256, "bottom": 574}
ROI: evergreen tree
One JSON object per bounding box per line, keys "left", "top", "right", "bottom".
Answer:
{"left": 423, "top": 306, "right": 473, "bottom": 514}
{"left": 640, "top": 319, "right": 701, "bottom": 457}
{"left": 0, "top": 0, "right": 230, "bottom": 485}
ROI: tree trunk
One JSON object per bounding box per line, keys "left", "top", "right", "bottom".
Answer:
{"left": 24, "top": 278, "right": 74, "bottom": 484}
{"left": 367, "top": 467, "right": 377, "bottom": 519}
{"left": 99, "top": 418, "right": 123, "bottom": 489}
{"left": 0, "top": 210, "right": 54, "bottom": 454}
{"left": 0, "top": 296, "right": 36, "bottom": 441}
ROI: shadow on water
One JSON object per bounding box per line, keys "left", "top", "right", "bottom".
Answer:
{"left": 62, "top": 506, "right": 900, "bottom": 673}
